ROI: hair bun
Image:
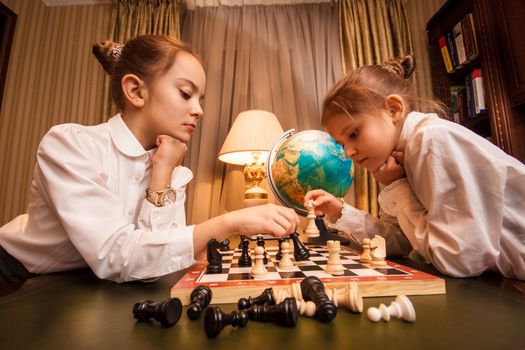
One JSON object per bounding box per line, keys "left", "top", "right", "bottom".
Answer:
{"left": 381, "top": 54, "right": 416, "bottom": 79}
{"left": 92, "top": 40, "right": 122, "bottom": 75}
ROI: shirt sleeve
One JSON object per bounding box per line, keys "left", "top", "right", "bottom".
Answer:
{"left": 36, "top": 126, "right": 195, "bottom": 282}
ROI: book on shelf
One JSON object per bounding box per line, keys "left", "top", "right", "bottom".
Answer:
{"left": 465, "top": 73, "right": 476, "bottom": 118}
{"left": 446, "top": 31, "right": 461, "bottom": 69}
{"left": 450, "top": 85, "right": 467, "bottom": 123}
{"left": 439, "top": 36, "right": 454, "bottom": 73}
{"left": 460, "top": 13, "right": 479, "bottom": 62}
{"left": 471, "top": 68, "right": 487, "bottom": 114}
{"left": 437, "top": 13, "right": 478, "bottom": 72}
{"left": 453, "top": 22, "right": 467, "bottom": 66}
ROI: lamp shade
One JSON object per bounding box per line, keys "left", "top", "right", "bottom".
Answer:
{"left": 218, "top": 110, "right": 284, "bottom": 165}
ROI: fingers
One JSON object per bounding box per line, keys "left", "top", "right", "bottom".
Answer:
{"left": 391, "top": 151, "right": 404, "bottom": 164}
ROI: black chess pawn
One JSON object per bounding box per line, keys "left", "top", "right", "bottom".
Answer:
{"left": 204, "top": 307, "right": 249, "bottom": 338}
{"left": 275, "top": 238, "right": 286, "bottom": 261}
{"left": 256, "top": 236, "right": 268, "bottom": 264}
{"left": 219, "top": 238, "right": 231, "bottom": 252}
{"left": 238, "top": 235, "right": 246, "bottom": 249}
{"left": 206, "top": 239, "right": 223, "bottom": 274}
{"left": 238, "top": 238, "right": 252, "bottom": 267}
{"left": 238, "top": 287, "right": 275, "bottom": 310}
{"left": 290, "top": 232, "right": 310, "bottom": 261}
{"left": 187, "top": 285, "right": 212, "bottom": 320}
{"left": 300, "top": 276, "right": 337, "bottom": 323}
{"left": 245, "top": 297, "right": 299, "bottom": 327}
{"left": 132, "top": 298, "right": 182, "bottom": 327}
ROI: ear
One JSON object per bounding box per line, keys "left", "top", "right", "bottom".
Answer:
{"left": 121, "top": 74, "right": 147, "bottom": 108}
{"left": 385, "top": 94, "right": 405, "bottom": 124}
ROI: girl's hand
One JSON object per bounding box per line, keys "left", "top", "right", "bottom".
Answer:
{"left": 303, "top": 189, "right": 343, "bottom": 223}
{"left": 152, "top": 135, "right": 188, "bottom": 171}
{"left": 225, "top": 204, "right": 299, "bottom": 238}
{"left": 371, "top": 151, "right": 405, "bottom": 185}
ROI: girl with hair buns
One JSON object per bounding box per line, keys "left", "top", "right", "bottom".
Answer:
{"left": 304, "top": 55, "right": 525, "bottom": 280}
{"left": 0, "top": 35, "right": 298, "bottom": 283}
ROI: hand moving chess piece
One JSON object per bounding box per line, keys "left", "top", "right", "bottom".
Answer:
{"left": 204, "top": 307, "right": 248, "bottom": 338}
{"left": 304, "top": 200, "right": 320, "bottom": 238}
{"left": 238, "top": 288, "right": 275, "bottom": 310}
{"left": 367, "top": 295, "right": 416, "bottom": 323}
{"left": 290, "top": 232, "right": 310, "bottom": 261}
{"left": 206, "top": 239, "right": 223, "bottom": 274}
{"left": 187, "top": 285, "right": 212, "bottom": 320}
{"left": 300, "top": 276, "right": 337, "bottom": 322}
{"left": 132, "top": 298, "right": 182, "bottom": 327}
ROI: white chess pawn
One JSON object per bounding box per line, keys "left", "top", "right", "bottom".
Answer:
{"left": 278, "top": 241, "right": 294, "bottom": 270}
{"left": 367, "top": 295, "right": 416, "bottom": 323}
{"left": 370, "top": 235, "right": 387, "bottom": 268}
{"left": 251, "top": 246, "right": 268, "bottom": 276}
{"left": 326, "top": 282, "right": 363, "bottom": 313}
{"left": 324, "top": 240, "right": 345, "bottom": 275}
{"left": 304, "top": 200, "right": 320, "bottom": 238}
{"left": 274, "top": 283, "right": 316, "bottom": 317}
{"left": 360, "top": 238, "right": 372, "bottom": 263}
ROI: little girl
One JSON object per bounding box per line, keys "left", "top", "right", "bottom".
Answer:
{"left": 305, "top": 55, "right": 525, "bottom": 280}
{"left": 0, "top": 35, "right": 298, "bottom": 284}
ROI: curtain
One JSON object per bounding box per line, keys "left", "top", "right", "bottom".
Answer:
{"left": 103, "top": 0, "right": 185, "bottom": 116}
{"left": 338, "top": 0, "right": 413, "bottom": 217}
{"left": 182, "top": 3, "right": 343, "bottom": 224}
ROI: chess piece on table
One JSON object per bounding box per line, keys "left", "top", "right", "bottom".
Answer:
{"left": 290, "top": 232, "right": 310, "bottom": 261}
{"left": 238, "top": 238, "right": 252, "bottom": 267}
{"left": 256, "top": 235, "right": 268, "bottom": 265}
{"left": 300, "top": 276, "right": 337, "bottom": 322}
{"left": 245, "top": 297, "right": 299, "bottom": 327}
{"left": 274, "top": 282, "right": 317, "bottom": 318}
{"left": 360, "top": 237, "right": 372, "bottom": 263}
{"left": 324, "top": 240, "right": 344, "bottom": 275}
{"left": 275, "top": 238, "right": 286, "bottom": 260}
{"left": 238, "top": 287, "right": 275, "bottom": 310}
{"left": 304, "top": 200, "right": 320, "bottom": 238}
{"left": 367, "top": 295, "right": 416, "bottom": 323}
{"left": 132, "top": 298, "right": 182, "bottom": 327}
{"left": 278, "top": 241, "right": 294, "bottom": 270}
{"left": 326, "top": 282, "right": 363, "bottom": 313}
{"left": 204, "top": 307, "right": 248, "bottom": 338}
{"left": 187, "top": 285, "right": 212, "bottom": 320}
{"left": 251, "top": 246, "right": 268, "bottom": 276}
{"left": 370, "top": 235, "right": 387, "bottom": 268}
{"left": 206, "top": 239, "right": 223, "bottom": 274}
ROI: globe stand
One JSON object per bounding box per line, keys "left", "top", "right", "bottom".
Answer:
{"left": 304, "top": 216, "right": 350, "bottom": 246}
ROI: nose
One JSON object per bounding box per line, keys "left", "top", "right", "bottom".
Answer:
{"left": 191, "top": 100, "right": 203, "bottom": 119}
{"left": 344, "top": 145, "right": 356, "bottom": 159}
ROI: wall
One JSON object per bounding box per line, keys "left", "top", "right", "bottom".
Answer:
{"left": 0, "top": 0, "right": 112, "bottom": 224}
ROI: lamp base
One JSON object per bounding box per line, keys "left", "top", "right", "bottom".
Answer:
{"left": 243, "top": 185, "right": 268, "bottom": 207}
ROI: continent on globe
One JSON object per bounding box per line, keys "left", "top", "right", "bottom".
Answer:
{"left": 267, "top": 129, "right": 354, "bottom": 216}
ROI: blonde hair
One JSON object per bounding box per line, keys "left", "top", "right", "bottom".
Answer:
{"left": 92, "top": 35, "right": 199, "bottom": 111}
{"left": 322, "top": 55, "right": 447, "bottom": 125}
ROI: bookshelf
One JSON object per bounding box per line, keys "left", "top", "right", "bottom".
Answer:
{"left": 427, "top": 0, "right": 525, "bottom": 162}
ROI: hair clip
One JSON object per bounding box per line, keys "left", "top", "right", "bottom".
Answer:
{"left": 112, "top": 45, "right": 122, "bottom": 59}
{"left": 382, "top": 65, "right": 399, "bottom": 75}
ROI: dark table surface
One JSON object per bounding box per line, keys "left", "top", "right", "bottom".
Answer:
{"left": 1, "top": 258, "right": 524, "bottom": 350}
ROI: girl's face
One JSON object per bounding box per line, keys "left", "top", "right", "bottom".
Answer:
{"left": 325, "top": 108, "right": 401, "bottom": 173}
{"left": 142, "top": 51, "right": 206, "bottom": 146}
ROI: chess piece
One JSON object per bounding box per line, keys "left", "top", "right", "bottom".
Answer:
{"left": 132, "top": 298, "right": 182, "bottom": 327}
{"left": 206, "top": 239, "right": 223, "bottom": 274}
{"left": 187, "top": 286, "right": 212, "bottom": 320}
{"left": 245, "top": 297, "right": 299, "bottom": 327}
{"left": 275, "top": 238, "right": 286, "bottom": 260}
{"left": 324, "top": 240, "right": 345, "bottom": 275}
{"left": 326, "top": 282, "right": 363, "bottom": 313}
{"left": 360, "top": 238, "right": 372, "bottom": 263}
{"left": 304, "top": 200, "right": 320, "bottom": 238}
{"left": 218, "top": 239, "right": 230, "bottom": 252}
{"left": 278, "top": 241, "right": 294, "bottom": 269}
{"left": 238, "top": 288, "right": 275, "bottom": 310}
{"left": 370, "top": 235, "right": 387, "bottom": 268}
{"left": 274, "top": 283, "right": 317, "bottom": 318}
{"left": 251, "top": 246, "right": 268, "bottom": 276}
{"left": 238, "top": 238, "right": 252, "bottom": 267}
{"left": 256, "top": 235, "right": 268, "bottom": 265}
{"left": 204, "top": 307, "right": 248, "bottom": 338}
{"left": 300, "top": 276, "right": 337, "bottom": 323}
{"left": 367, "top": 295, "right": 416, "bottom": 323}
{"left": 290, "top": 232, "right": 310, "bottom": 261}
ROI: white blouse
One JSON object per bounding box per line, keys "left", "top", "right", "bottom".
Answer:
{"left": 331, "top": 111, "right": 525, "bottom": 280}
{"left": 0, "top": 114, "right": 196, "bottom": 282}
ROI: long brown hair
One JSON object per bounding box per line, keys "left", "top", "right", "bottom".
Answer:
{"left": 322, "top": 55, "right": 447, "bottom": 125}
{"left": 92, "top": 35, "right": 198, "bottom": 111}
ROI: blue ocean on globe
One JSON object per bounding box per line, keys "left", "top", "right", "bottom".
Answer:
{"left": 268, "top": 130, "right": 354, "bottom": 215}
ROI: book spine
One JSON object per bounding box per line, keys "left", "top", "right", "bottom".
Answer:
{"left": 453, "top": 22, "right": 467, "bottom": 65}
{"left": 471, "top": 68, "right": 487, "bottom": 113}
{"left": 439, "top": 36, "right": 454, "bottom": 73}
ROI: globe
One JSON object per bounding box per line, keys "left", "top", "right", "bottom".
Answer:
{"left": 267, "top": 129, "right": 354, "bottom": 216}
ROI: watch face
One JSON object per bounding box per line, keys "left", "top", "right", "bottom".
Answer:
{"left": 160, "top": 189, "right": 177, "bottom": 206}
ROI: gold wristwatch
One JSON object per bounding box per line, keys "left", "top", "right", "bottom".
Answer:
{"left": 145, "top": 186, "right": 176, "bottom": 207}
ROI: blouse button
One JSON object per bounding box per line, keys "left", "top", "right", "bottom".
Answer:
{"left": 133, "top": 173, "right": 141, "bottom": 181}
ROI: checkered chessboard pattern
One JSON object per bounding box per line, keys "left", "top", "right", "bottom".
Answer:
{"left": 197, "top": 244, "right": 410, "bottom": 283}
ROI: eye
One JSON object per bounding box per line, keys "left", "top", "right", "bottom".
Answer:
{"left": 180, "top": 90, "right": 191, "bottom": 100}
{"left": 348, "top": 129, "right": 358, "bottom": 139}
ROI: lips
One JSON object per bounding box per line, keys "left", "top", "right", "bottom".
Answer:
{"left": 183, "top": 124, "right": 196, "bottom": 133}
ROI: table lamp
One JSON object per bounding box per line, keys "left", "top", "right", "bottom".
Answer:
{"left": 218, "top": 110, "right": 284, "bottom": 207}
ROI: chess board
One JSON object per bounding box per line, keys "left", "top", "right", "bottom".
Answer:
{"left": 171, "top": 244, "right": 446, "bottom": 305}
